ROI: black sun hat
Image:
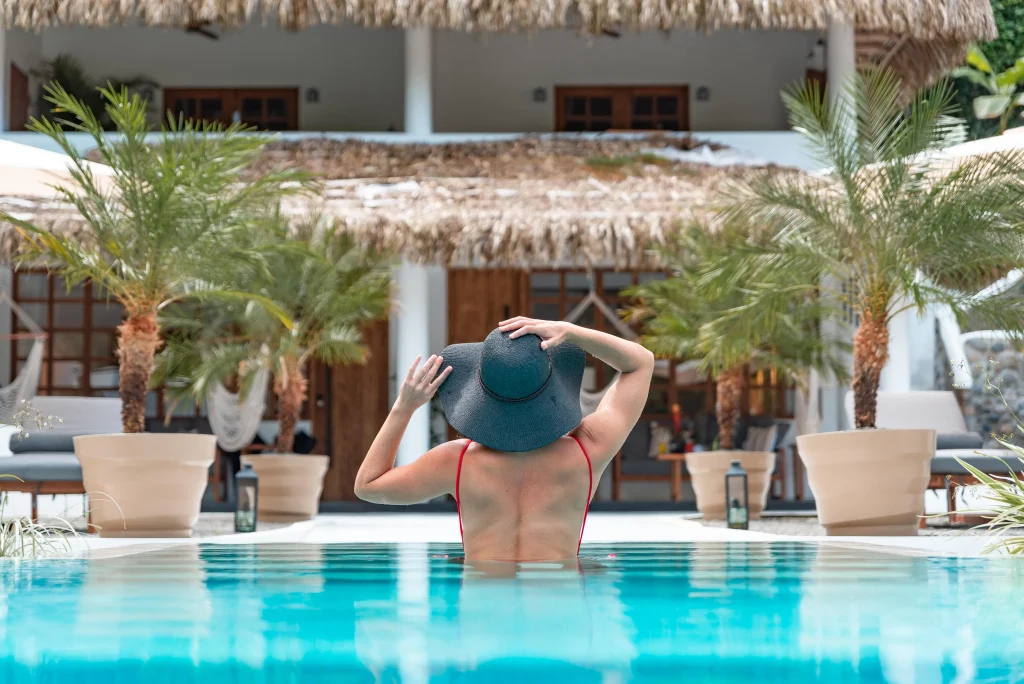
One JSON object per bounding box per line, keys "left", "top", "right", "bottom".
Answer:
{"left": 438, "top": 328, "right": 586, "bottom": 453}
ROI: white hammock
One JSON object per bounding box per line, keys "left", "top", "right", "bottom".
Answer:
{"left": 206, "top": 365, "right": 270, "bottom": 451}
{"left": 565, "top": 273, "right": 635, "bottom": 419}
{"left": 580, "top": 384, "right": 608, "bottom": 417}
{"left": 0, "top": 293, "right": 45, "bottom": 425}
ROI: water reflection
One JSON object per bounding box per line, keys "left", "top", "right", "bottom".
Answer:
{"left": 0, "top": 542, "right": 1019, "bottom": 682}
{"left": 797, "top": 544, "right": 1024, "bottom": 684}
{"left": 355, "top": 550, "right": 636, "bottom": 681}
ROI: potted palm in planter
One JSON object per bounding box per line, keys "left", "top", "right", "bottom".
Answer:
{"left": 717, "top": 69, "right": 1024, "bottom": 535}
{"left": 5, "top": 84, "right": 308, "bottom": 537}
{"left": 627, "top": 222, "right": 848, "bottom": 520}
{"left": 160, "top": 211, "right": 393, "bottom": 521}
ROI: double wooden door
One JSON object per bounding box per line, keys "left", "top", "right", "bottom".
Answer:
{"left": 164, "top": 88, "right": 299, "bottom": 130}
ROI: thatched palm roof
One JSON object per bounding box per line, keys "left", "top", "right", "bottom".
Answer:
{"left": 0, "top": 0, "right": 995, "bottom": 37}
{"left": 0, "top": 136, "right": 794, "bottom": 267}
{"left": 1, "top": 1, "right": 995, "bottom": 100}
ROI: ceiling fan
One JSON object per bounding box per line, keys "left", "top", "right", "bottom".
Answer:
{"left": 186, "top": 21, "right": 221, "bottom": 40}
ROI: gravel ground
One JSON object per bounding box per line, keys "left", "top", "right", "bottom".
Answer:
{"left": 191, "top": 513, "right": 292, "bottom": 538}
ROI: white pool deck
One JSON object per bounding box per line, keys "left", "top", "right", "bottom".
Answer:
{"left": 68, "top": 513, "right": 999, "bottom": 559}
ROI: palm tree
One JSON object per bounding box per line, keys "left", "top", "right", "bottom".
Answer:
{"left": 625, "top": 222, "right": 849, "bottom": 449}
{"left": 4, "top": 83, "right": 310, "bottom": 433}
{"left": 716, "top": 68, "right": 1024, "bottom": 429}
{"left": 158, "top": 210, "right": 393, "bottom": 454}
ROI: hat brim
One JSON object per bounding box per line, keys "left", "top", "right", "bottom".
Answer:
{"left": 438, "top": 338, "right": 586, "bottom": 453}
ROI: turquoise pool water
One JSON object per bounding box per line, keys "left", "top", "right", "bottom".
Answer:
{"left": 0, "top": 542, "right": 1021, "bottom": 683}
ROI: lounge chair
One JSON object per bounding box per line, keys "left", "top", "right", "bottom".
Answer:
{"left": 844, "top": 391, "right": 1024, "bottom": 519}
{"left": 0, "top": 396, "right": 122, "bottom": 525}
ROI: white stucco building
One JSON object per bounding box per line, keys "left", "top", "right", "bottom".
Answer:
{"left": 0, "top": 1, "right": 995, "bottom": 502}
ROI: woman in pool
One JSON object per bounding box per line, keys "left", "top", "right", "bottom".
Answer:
{"left": 354, "top": 317, "right": 654, "bottom": 562}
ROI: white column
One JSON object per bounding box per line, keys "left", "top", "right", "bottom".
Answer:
{"left": 404, "top": 28, "right": 433, "bottom": 136}
{"left": 826, "top": 20, "right": 856, "bottom": 109}
{"left": 880, "top": 306, "right": 913, "bottom": 392}
{"left": 0, "top": 29, "right": 8, "bottom": 132}
{"left": 821, "top": 19, "right": 857, "bottom": 431}
{"left": 395, "top": 262, "right": 432, "bottom": 465}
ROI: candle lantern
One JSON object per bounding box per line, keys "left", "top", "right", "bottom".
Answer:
{"left": 725, "top": 460, "right": 749, "bottom": 530}
{"left": 235, "top": 463, "right": 259, "bottom": 533}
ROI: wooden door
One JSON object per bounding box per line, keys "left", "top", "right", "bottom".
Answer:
{"left": 164, "top": 88, "right": 299, "bottom": 130}
{"left": 447, "top": 269, "right": 529, "bottom": 440}
{"left": 165, "top": 89, "right": 232, "bottom": 126}
{"left": 447, "top": 269, "right": 530, "bottom": 345}
{"left": 316, "top": 321, "right": 390, "bottom": 501}
{"left": 555, "top": 85, "right": 689, "bottom": 132}
{"left": 8, "top": 64, "right": 29, "bottom": 132}
{"left": 234, "top": 89, "right": 299, "bottom": 130}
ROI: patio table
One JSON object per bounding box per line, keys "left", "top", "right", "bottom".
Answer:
{"left": 654, "top": 453, "right": 690, "bottom": 502}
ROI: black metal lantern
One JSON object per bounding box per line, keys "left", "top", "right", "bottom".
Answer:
{"left": 235, "top": 463, "right": 259, "bottom": 533}
{"left": 725, "top": 460, "right": 749, "bottom": 530}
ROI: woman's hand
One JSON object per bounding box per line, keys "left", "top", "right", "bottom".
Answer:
{"left": 498, "top": 317, "right": 576, "bottom": 350}
{"left": 395, "top": 355, "right": 452, "bottom": 413}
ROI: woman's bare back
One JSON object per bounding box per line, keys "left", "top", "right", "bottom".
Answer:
{"left": 456, "top": 437, "right": 594, "bottom": 562}
{"left": 355, "top": 320, "right": 653, "bottom": 563}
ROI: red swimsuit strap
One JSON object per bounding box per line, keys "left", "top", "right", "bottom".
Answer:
{"left": 455, "top": 436, "right": 594, "bottom": 553}
{"left": 570, "top": 435, "right": 594, "bottom": 554}
{"left": 455, "top": 439, "right": 471, "bottom": 540}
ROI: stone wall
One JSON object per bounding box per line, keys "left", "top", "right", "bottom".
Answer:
{"left": 961, "top": 335, "right": 1024, "bottom": 446}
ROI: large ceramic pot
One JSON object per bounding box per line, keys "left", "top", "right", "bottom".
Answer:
{"left": 75, "top": 433, "right": 216, "bottom": 538}
{"left": 685, "top": 450, "right": 776, "bottom": 520}
{"left": 241, "top": 454, "right": 329, "bottom": 522}
{"left": 797, "top": 429, "right": 935, "bottom": 536}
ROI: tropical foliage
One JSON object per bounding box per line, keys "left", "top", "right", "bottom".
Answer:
{"left": 157, "top": 211, "right": 393, "bottom": 454}
{"left": 0, "top": 493, "right": 76, "bottom": 558}
{"left": 954, "top": 451, "right": 1024, "bottom": 555}
{"left": 625, "top": 222, "right": 849, "bottom": 448}
{"left": 4, "top": 83, "right": 310, "bottom": 433}
{"left": 954, "top": 0, "right": 1024, "bottom": 138}
{"left": 952, "top": 45, "right": 1024, "bottom": 134}
{"left": 712, "top": 68, "right": 1024, "bottom": 429}
{"left": 31, "top": 55, "right": 158, "bottom": 131}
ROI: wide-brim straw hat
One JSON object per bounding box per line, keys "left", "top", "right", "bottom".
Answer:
{"left": 439, "top": 328, "right": 586, "bottom": 453}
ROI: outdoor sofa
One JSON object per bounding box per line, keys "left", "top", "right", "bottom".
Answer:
{"left": 0, "top": 396, "right": 121, "bottom": 525}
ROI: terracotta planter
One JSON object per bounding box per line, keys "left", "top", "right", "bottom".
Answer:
{"left": 797, "top": 429, "right": 935, "bottom": 536}
{"left": 75, "top": 433, "right": 216, "bottom": 538}
{"left": 685, "top": 450, "right": 775, "bottom": 520}
{"left": 241, "top": 454, "right": 329, "bottom": 522}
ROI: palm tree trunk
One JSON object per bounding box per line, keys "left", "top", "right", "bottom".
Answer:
{"left": 715, "top": 366, "right": 746, "bottom": 450}
{"left": 116, "top": 312, "right": 161, "bottom": 433}
{"left": 274, "top": 355, "right": 307, "bottom": 454}
{"left": 852, "top": 314, "right": 889, "bottom": 429}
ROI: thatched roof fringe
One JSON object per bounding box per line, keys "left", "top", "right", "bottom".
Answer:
{"left": 0, "top": 0, "right": 997, "bottom": 40}
{"left": 4, "top": 136, "right": 779, "bottom": 267}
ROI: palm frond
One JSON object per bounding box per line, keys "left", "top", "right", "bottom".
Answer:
{"left": 628, "top": 219, "right": 849, "bottom": 389}
{"left": 717, "top": 67, "right": 1024, "bottom": 426}
{"left": 156, "top": 210, "right": 394, "bottom": 409}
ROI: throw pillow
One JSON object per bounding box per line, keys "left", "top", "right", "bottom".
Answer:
{"left": 743, "top": 425, "right": 778, "bottom": 452}
{"left": 647, "top": 422, "right": 673, "bottom": 458}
